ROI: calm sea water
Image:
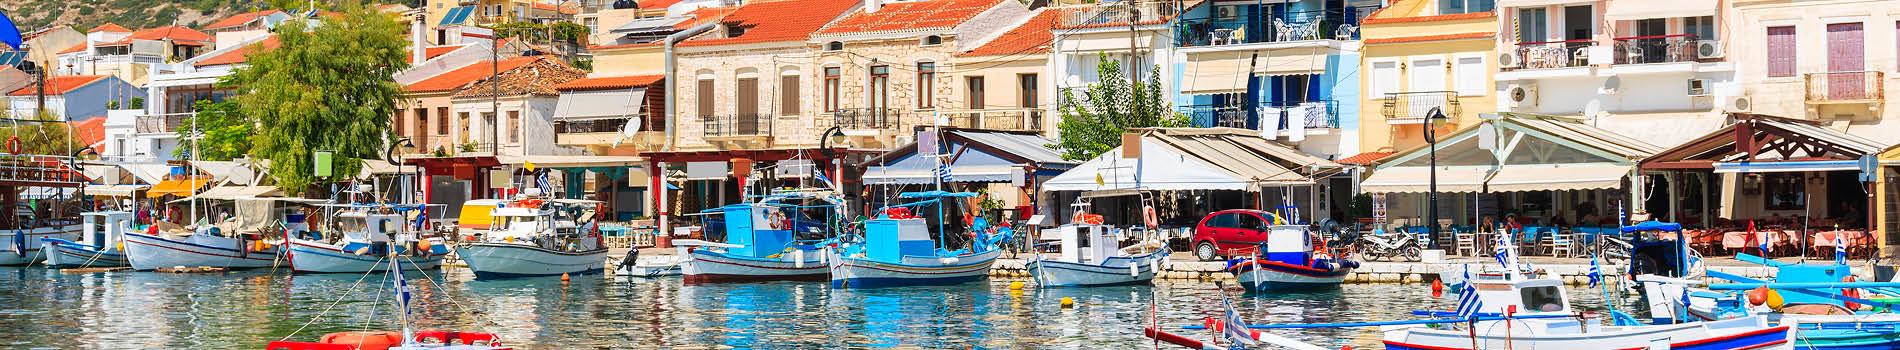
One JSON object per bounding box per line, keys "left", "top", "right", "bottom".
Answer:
{"left": 0, "top": 267, "right": 1634, "bottom": 349}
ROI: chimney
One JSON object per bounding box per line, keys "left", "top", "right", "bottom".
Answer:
{"left": 411, "top": 11, "right": 427, "bottom": 65}
{"left": 864, "top": 0, "right": 881, "bottom": 13}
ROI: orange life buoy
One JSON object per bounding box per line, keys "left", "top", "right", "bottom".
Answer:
{"left": 1142, "top": 205, "right": 1158, "bottom": 228}
{"left": 320, "top": 331, "right": 402, "bottom": 350}
{"left": 1843, "top": 276, "right": 1863, "bottom": 310}
{"left": 5, "top": 136, "right": 19, "bottom": 155}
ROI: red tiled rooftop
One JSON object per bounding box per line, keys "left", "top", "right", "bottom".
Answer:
{"left": 677, "top": 7, "right": 738, "bottom": 29}
{"left": 405, "top": 56, "right": 546, "bottom": 93}
{"left": 90, "top": 23, "right": 131, "bottom": 33}
{"left": 58, "top": 43, "right": 85, "bottom": 54}
{"left": 9, "top": 75, "right": 110, "bottom": 96}
{"left": 552, "top": 75, "right": 665, "bottom": 91}
{"left": 1336, "top": 151, "right": 1394, "bottom": 165}
{"left": 531, "top": 2, "right": 579, "bottom": 15}
{"left": 195, "top": 36, "right": 280, "bottom": 67}
{"left": 637, "top": 0, "right": 684, "bottom": 9}
{"left": 204, "top": 10, "right": 284, "bottom": 30}
{"left": 68, "top": 118, "right": 106, "bottom": 147}
{"left": 127, "top": 26, "right": 215, "bottom": 43}
{"left": 958, "top": 8, "right": 1063, "bottom": 57}
{"left": 816, "top": 0, "right": 1001, "bottom": 36}
{"left": 406, "top": 44, "right": 466, "bottom": 62}
{"left": 677, "top": 0, "right": 860, "bottom": 47}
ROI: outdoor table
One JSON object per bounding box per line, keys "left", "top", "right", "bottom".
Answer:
{"left": 1810, "top": 230, "right": 1869, "bottom": 257}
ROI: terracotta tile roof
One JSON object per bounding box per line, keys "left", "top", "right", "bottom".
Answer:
{"left": 195, "top": 36, "right": 280, "bottom": 67}
{"left": 58, "top": 43, "right": 85, "bottom": 54}
{"left": 588, "top": 41, "right": 662, "bottom": 50}
{"left": 125, "top": 26, "right": 215, "bottom": 43}
{"left": 1336, "top": 151, "right": 1393, "bottom": 165}
{"left": 816, "top": 0, "right": 1000, "bottom": 36}
{"left": 90, "top": 23, "right": 131, "bottom": 33}
{"left": 405, "top": 55, "right": 546, "bottom": 93}
{"left": 637, "top": 0, "right": 684, "bottom": 9}
{"left": 677, "top": 0, "right": 860, "bottom": 47}
{"left": 552, "top": 74, "right": 664, "bottom": 91}
{"left": 376, "top": 4, "right": 408, "bottom": 12}
{"left": 452, "top": 58, "right": 587, "bottom": 98}
{"left": 678, "top": 7, "right": 738, "bottom": 29}
{"left": 68, "top": 118, "right": 106, "bottom": 147}
{"left": 531, "top": 2, "right": 579, "bottom": 15}
{"left": 1363, "top": 31, "right": 1494, "bottom": 44}
{"left": 406, "top": 44, "right": 466, "bottom": 62}
{"left": 204, "top": 10, "right": 284, "bottom": 30}
{"left": 9, "top": 75, "right": 110, "bottom": 96}
{"left": 958, "top": 8, "right": 1063, "bottom": 57}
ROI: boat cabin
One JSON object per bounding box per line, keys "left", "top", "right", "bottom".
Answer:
{"left": 81, "top": 211, "right": 133, "bottom": 249}
{"left": 1262, "top": 224, "right": 1313, "bottom": 266}
{"left": 863, "top": 191, "right": 978, "bottom": 263}
{"left": 712, "top": 202, "right": 813, "bottom": 258}
{"left": 1474, "top": 278, "right": 1573, "bottom": 315}
{"left": 1053, "top": 223, "right": 1117, "bottom": 264}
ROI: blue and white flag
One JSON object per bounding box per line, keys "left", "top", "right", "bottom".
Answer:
{"left": 535, "top": 171, "right": 552, "bottom": 194}
{"left": 813, "top": 168, "right": 832, "bottom": 186}
{"left": 0, "top": 11, "right": 19, "bottom": 50}
{"left": 1836, "top": 232, "right": 1848, "bottom": 265}
{"left": 1587, "top": 253, "right": 1602, "bottom": 288}
{"left": 1455, "top": 273, "right": 1483, "bottom": 319}
{"left": 392, "top": 259, "right": 413, "bottom": 317}
{"left": 1218, "top": 294, "right": 1256, "bottom": 346}
{"left": 1493, "top": 229, "right": 1510, "bottom": 267}
{"left": 935, "top": 163, "right": 953, "bottom": 183}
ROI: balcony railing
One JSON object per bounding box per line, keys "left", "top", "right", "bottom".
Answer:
{"left": 135, "top": 113, "right": 193, "bottom": 134}
{"left": 1806, "top": 71, "right": 1886, "bottom": 103}
{"left": 1175, "top": 6, "right": 1377, "bottom": 47}
{"left": 701, "top": 113, "right": 773, "bottom": 137}
{"left": 1380, "top": 91, "right": 1461, "bottom": 121}
{"left": 1061, "top": 1, "right": 1183, "bottom": 28}
{"left": 0, "top": 155, "right": 83, "bottom": 186}
{"left": 1508, "top": 39, "right": 1593, "bottom": 70}
{"left": 1184, "top": 100, "right": 1339, "bottom": 131}
{"left": 831, "top": 108, "right": 902, "bottom": 130}
{"left": 943, "top": 109, "right": 1044, "bottom": 131}
{"left": 1613, "top": 34, "right": 1697, "bottom": 65}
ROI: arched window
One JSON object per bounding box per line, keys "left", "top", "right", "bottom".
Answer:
{"left": 825, "top": 41, "right": 844, "bottom": 51}
{"left": 921, "top": 35, "right": 942, "bottom": 46}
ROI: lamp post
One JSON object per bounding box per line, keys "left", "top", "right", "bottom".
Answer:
{"left": 1424, "top": 106, "right": 1447, "bottom": 250}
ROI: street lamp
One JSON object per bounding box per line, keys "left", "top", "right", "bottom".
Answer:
{"left": 1424, "top": 106, "right": 1448, "bottom": 250}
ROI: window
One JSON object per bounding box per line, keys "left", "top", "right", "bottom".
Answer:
{"left": 1409, "top": 58, "right": 1446, "bottom": 92}
{"left": 1018, "top": 74, "right": 1038, "bottom": 108}
{"left": 1235, "top": 213, "right": 1264, "bottom": 231}
{"left": 922, "top": 35, "right": 942, "bottom": 46}
{"left": 726, "top": 25, "right": 747, "bottom": 38}
{"left": 1370, "top": 60, "right": 1399, "bottom": 96}
{"left": 1684, "top": 16, "right": 1716, "bottom": 41}
{"left": 966, "top": 76, "right": 985, "bottom": 109}
{"left": 439, "top": 111, "right": 453, "bottom": 135}
{"left": 824, "top": 67, "right": 841, "bottom": 111}
{"left": 902, "top": 63, "right": 929, "bottom": 109}
{"left": 1517, "top": 8, "right": 1547, "bottom": 44}
{"left": 871, "top": 65, "right": 890, "bottom": 112}
{"left": 1763, "top": 173, "right": 1806, "bottom": 210}
{"left": 1766, "top": 26, "right": 1796, "bottom": 77}
{"left": 1520, "top": 286, "right": 1566, "bottom": 312}
{"left": 697, "top": 79, "right": 715, "bottom": 117}
{"left": 780, "top": 74, "right": 800, "bottom": 115}
{"left": 413, "top": 108, "right": 427, "bottom": 139}
{"left": 736, "top": 77, "right": 758, "bottom": 116}
{"left": 1209, "top": 213, "right": 1238, "bottom": 228}
{"left": 1454, "top": 56, "right": 1486, "bottom": 96}
{"left": 506, "top": 110, "right": 519, "bottom": 144}
{"left": 1438, "top": 0, "right": 1493, "bottom": 15}
{"left": 825, "top": 41, "right": 843, "bottom": 51}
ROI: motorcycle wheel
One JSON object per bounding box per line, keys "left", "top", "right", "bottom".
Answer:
{"left": 1403, "top": 245, "right": 1422, "bottom": 262}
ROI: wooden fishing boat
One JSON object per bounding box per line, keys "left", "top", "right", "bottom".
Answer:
{"left": 1026, "top": 221, "right": 1166, "bottom": 287}
{"left": 1640, "top": 254, "right": 1900, "bottom": 350}
{"left": 41, "top": 211, "right": 134, "bottom": 268}
{"left": 0, "top": 207, "right": 80, "bottom": 265}
{"left": 1227, "top": 216, "right": 1357, "bottom": 291}
{"left": 455, "top": 198, "right": 609, "bottom": 279}
{"left": 266, "top": 241, "right": 508, "bottom": 350}
{"left": 679, "top": 191, "right": 837, "bottom": 283}
{"left": 286, "top": 204, "right": 447, "bottom": 273}
{"left": 828, "top": 191, "right": 1005, "bottom": 288}
{"left": 1383, "top": 278, "right": 1793, "bottom": 350}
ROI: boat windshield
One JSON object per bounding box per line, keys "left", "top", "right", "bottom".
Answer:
{"left": 337, "top": 217, "right": 367, "bottom": 232}
{"left": 496, "top": 215, "right": 538, "bottom": 229}
{"left": 1519, "top": 286, "right": 1566, "bottom": 312}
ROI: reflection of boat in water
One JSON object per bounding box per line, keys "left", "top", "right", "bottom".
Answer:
{"left": 828, "top": 191, "right": 1006, "bottom": 288}
{"left": 681, "top": 191, "right": 838, "bottom": 283}
{"left": 0, "top": 207, "right": 80, "bottom": 265}
{"left": 267, "top": 240, "right": 508, "bottom": 350}
{"left": 1026, "top": 221, "right": 1166, "bottom": 287}
{"left": 41, "top": 211, "right": 133, "bottom": 268}
{"left": 286, "top": 204, "right": 447, "bottom": 273}
{"left": 455, "top": 198, "right": 609, "bottom": 279}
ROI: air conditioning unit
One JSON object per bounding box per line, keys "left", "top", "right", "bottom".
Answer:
{"left": 1722, "top": 95, "right": 1753, "bottom": 113}
{"left": 1215, "top": 6, "right": 1237, "bottom": 19}
{"left": 1695, "top": 40, "right": 1725, "bottom": 59}
{"left": 1507, "top": 83, "right": 1539, "bottom": 109}
{"left": 1687, "top": 79, "right": 1711, "bottom": 96}
{"left": 1498, "top": 51, "right": 1522, "bottom": 69}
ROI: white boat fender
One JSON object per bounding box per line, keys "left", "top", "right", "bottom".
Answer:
{"left": 794, "top": 249, "right": 805, "bottom": 268}
{"left": 940, "top": 257, "right": 960, "bottom": 264}
{"left": 1130, "top": 259, "right": 1140, "bottom": 277}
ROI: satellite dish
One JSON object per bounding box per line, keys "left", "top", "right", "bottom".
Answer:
{"left": 1065, "top": 75, "right": 1083, "bottom": 87}
{"left": 1583, "top": 99, "right": 1602, "bottom": 119}
{"left": 1599, "top": 76, "right": 1621, "bottom": 94}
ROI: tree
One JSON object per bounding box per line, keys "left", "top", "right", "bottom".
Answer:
{"left": 0, "top": 111, "right": 83, "bottom": 156}
{"left": 550, "top": 22, "right": 589, "bottom": 42}
{"left": 173, "top": 100, "right": 255, "bottom": 161}
{"left": 219, "top": 2, "right": 409, "bottom": 195}
{"left": 1048, "top": 54, "right": 1188, "bottom": 161}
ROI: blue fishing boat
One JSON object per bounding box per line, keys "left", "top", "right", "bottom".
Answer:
{"left": 40, "top": 211, "right": 135, "bottom": 268}
{"left": 827, "top": 191, "right": 1006, "bottom": 288}
{"left": 680, "top": 191, "right": 838, "bottom": 283}
{"left": 1640, "top": 254, "right": 1900, "bottom": 350}
{"left": 1226, "top": 212, "right": 1357, "bottom": 291}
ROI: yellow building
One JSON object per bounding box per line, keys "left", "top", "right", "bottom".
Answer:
{"left": 1356, "top": 0, "right": 1497, "bottom": 153}
{"left": 1881, "top": 145, "right": 1900, "bottom": 256}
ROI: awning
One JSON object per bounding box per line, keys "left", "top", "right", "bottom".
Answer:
{"left": 118, "top": 163, "right": 172, "bottom": 184}
{"left": 863, "top": 165, "right": 1016, "bottom": 185}
{"left": 1497, "top": 0, "right": 1594, "bottom": 8}
{"left": 147, "top": 178, "right": 212, "bottom": 197}
{"left": 1256, "top": 47, "right": 1330, "bottom": 76}
{"left": 1713, "top": 160, "right": 1859, "bottom": 174}
{"left": 554, "top": 88, "right": 646, "bottom": 121}
{"left": 1603, "top": 0, "right": 1716, "bottom": 21}
{"left": 1183, "top": 56, "right": 1249, "bottom": 93}
{"left": 1486, "top": 165, "right": 1630, "bottom": 192}
{"left": 170, "top": 185, "right": 282, "bottom": 202}
{"left": 1042, "top": 140, "right": 1252, "bottom": 191}
{"left": 498, "top": 155, "right": 645, "bottom": 168}
{"left": 86, "top": 184, "right": 150, "bottom": 197}
{"left": 1358, "top": 167, "right": 1489, "bottom": 193}
{"left": 1059, "top": 34, "right": 1152, "bottom": 52}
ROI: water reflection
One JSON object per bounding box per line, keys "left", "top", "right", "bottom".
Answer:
{"left": 0, "top": 267, "right": 1635, "bottom": 348}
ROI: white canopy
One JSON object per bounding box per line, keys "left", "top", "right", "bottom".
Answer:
{"left": 554, "top": 88, "right": 645, "bottom": 121}
{"left": 1358, "top": 167, "right": 1489, "bottom": 193}
{"left": 1485, "top": 165, "right": 1630, "bottom": 192}
{"left": 86, "top": 184, "right": 150, "bottom": 197}
{"left": 1603, "top": 0, "right": 1717, "bottom": 21}
{"left": 1042, "top": 140, "right": 1254, "bottom": 191}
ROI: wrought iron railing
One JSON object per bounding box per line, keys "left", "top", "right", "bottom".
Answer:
{"left": 1380, "top": 91, "right": 1460, "bottom": 121}
{"left": 1806, "top": 71, "right": 1886, "bottom": 103}
{"left": 135, "top": 113, "right": 193, "bottom": 134}
{"left": 1061, "top": 1, "right": 1183, "bottom": 28}
{"left": 0, "top": 155, "right": 83, "bottom": 186}
{"left": 943, "top": 108, "right": 1044, "bottom": 131}
{"left": 701, "top": 113, "right": 773, "bottom": 137}
{"left": 1509, "top": 39, "right": 1593, "bottom": 70}
{"left": 831, "top": 108, "right": 902, "bottom": 129}
{"left": 1174, "top": 6, "right": 1377, "bottom": 47}
{"left": 1183, "top": 100, "right": 1339, "bottom": 130}
{"left": 1613, "top": 34, "right": 1697, "bottom": 65}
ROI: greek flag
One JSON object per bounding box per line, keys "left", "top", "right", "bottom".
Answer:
{"left": 813, "top": 168, "right": 832, "bottom": 185}
{"left": 1456, "top": 272, "right": 1483, "bottom": 319}
{"left": 935, "top": 163, "right": 953, "bottom": 183}
{"left": 1218, "top": 293, "right": 1257, "bottom": 346}
{"left": 1836, "top": 232, "right": 1847, "bottom": 265}
{"left": 1587, "top": 253, "right": 1602, "bottom": 288}
{"left": 1494, "top": 230, "right": 1510, "bottom": 267}
{"left": 392, "top": 259, "right": 413, "bottom": 317}
{"left": 535, "top": 171, "right": 552, "bottom": 194}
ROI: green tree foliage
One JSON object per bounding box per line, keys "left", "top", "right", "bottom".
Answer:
{"left": 1048, "top": 54, "right": 1188, "bottom": 161}
{"left": 219, "top": 2, "right": 409, "bottom": 195}
{"left": 0, "top": 111, "right": 83, "bottom": 156}
{"left": 173, "top": 100, "right": 255, "bottom": 161}
{"left": 550, "top": 22, "right": 589, "bottom": 42}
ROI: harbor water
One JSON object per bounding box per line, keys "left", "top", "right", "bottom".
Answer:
{"left": 0, "top": 267, "right": 1631, "bottom": 349}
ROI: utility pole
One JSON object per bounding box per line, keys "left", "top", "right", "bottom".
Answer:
{"left": 491, "top": 26, "right": 501, "bottom": 155}
{"left": 1126, "top": 1, "right": 1140, "bottom": 118}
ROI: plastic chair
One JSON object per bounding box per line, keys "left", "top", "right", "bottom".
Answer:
{"left": 1550, "top": 228, "right": 1574, "bottom": 258}
{"left": 1455, "top": 229, "right": 1476, "bottom": 256}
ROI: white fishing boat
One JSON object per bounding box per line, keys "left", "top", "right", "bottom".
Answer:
{"left": 455, "top": 198, "right": 609, "bottom": 279}
{"left": 1383, "top": 277, "right": 1794, "bottom": 350}
{"left": 680, "top": 192, "right": 837, "bottom": 283}
{"left": 1026, "top": 222, "right": 1167, "bottom": 287}
{"left": 0, "top": 208, "right": 80, "bottom": 265}
{"left": 616, "top": 250, "right": 683, "bottom": 278}
{"left": 1228, "top": 216, "right": 1357, "bottom": 291}
{"left": 41, "top": 211, "right": 134, "bottom": 268}
{"left": 123, "top": 199, "right": 305, "bottom": 270}
{"left": 1436, "top": 259, "right": 1541, "bottom": 293}
{"left": 828, "top": 191, "right": 1006, "bottom": 288}
{"left": 285, "top": 204, "right": 447, "bottom": 273}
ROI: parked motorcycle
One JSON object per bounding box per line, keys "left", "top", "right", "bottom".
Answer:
{"left": 1354, "top": 229, "right": 1421, "bottom": 262}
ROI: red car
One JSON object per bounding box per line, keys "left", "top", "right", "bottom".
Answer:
{"left": 1191, "top": 209, "right": 1277, "bottom": 261}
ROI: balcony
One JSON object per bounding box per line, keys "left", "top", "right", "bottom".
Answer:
{"left": 1806, "top": 71, "right": 1886, "bottom": 105}
{"left": 135, "top": 113, "right": 193, "bottom": 134}
{"left": 1380, "top": 91, "right": 1461, "bottom": 123}
{"left": 0, "top": 155, "right": 84, "bottom": 187}
{"left": 1175, "top": 7, "right": 1376, "bottom": 47}
{"left": 701, "top": 113, "right": 774, "bottom": 138}
{"left": 1061, "top": 1, "right": 1183, "bottom": 28}
{"left": 1184, "top": 100, "right": 1339, "bottom": 133}
{"left": 1612, "top": 34, "right": 1697, "bottom": 65}
{"left": 943, "top": 109, "right": 1044, "bottom": 132}
{"left": 1506, "top": 39, "right": 1593, "bottom": 71}
{"left": 831, "top": 108, "right": 903, "bottom": 130}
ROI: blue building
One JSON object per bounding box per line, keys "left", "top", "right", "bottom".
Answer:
{"left": 6, "top": 74, "right": 143, "bottom": 121}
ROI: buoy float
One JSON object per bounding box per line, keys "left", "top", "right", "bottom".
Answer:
{"left": 1431, "top": 278, "right": 1443, "bottom": 292}
{"left": 1765, "top": 289, "right": 1786, "bottom": 312}
{"left": 561, "top": 273, "right": 571, "bottom": 284}
{"left": 1060, "top": 297, "right": 1074, "bottom": 308}
{"left": 1747, "top": 286, "right": 1768, "bottom": 306}
{"left": 320, "top": 331, "right": 401, "bottom": 350}
{"left": 1843, "top": 276, "right": 1863, "bottom": 310}
{"left": 1009, "top": 281, "right": 1024, "bottom": 290}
